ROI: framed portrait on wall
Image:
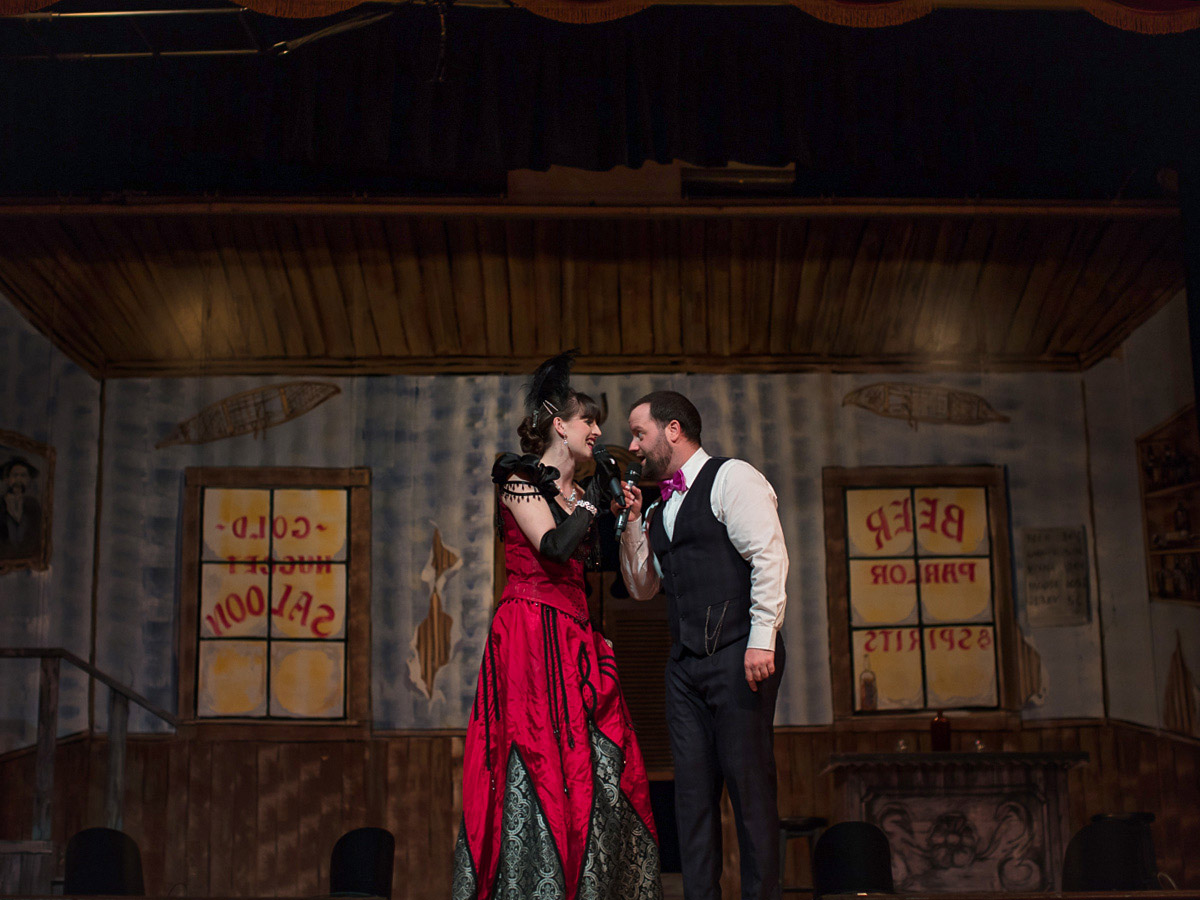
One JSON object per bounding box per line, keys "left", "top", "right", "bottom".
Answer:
{"left": 0, "top": 429, "right": 54, "bottom": 574}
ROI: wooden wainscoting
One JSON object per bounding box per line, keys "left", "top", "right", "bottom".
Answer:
{"left": 0, "top": 721, "right": 1197, "bottom": 898}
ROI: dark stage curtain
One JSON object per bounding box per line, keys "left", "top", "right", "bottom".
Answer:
{"left": 0, "top": 7, "right": 1197, "bottom": 197}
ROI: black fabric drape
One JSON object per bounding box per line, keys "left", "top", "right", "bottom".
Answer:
{"left": 0, "top": 6, "right": 1198, "bottom": 197}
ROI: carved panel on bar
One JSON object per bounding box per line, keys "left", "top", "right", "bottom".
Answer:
{"left": 826, "top": 752, "right": 1086, "bottom": 892}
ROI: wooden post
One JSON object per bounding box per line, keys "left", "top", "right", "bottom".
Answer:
{"left": 32, "top": 656, "right": 59, "bottom": 842}
{"left": 104, "top": 691, "right": 129, "bottom": 831}
{"left": 1182, "top": 169, "right": 1200, "bottom": 431}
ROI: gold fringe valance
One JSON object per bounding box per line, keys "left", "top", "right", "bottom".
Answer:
{"left": 786, "top": 0, "right": 933, "bottom": 27}
{"left": 1081, "top": 0, "right": 1200, "bottom": 33}
{"left": 505, "top": 0, "right": 649, "bottom": 22}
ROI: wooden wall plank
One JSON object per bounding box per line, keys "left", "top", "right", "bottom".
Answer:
{"left": 186, "top": 741, "right": 212, "bottom": 896}
{"left": 91, "top": 218, "right": 197, "bottom": 361}
{"left": 2, "top": 723, "right": 1200, "bottom": 894}
{"left": 445, "top": 220, "right": 489, "bottom": 356}
{"left": 233, "top": 742, "right": 260, "bottom": 898}
{"left": 975, "top": 219, "right": 1034, "bottom": 358}
{"left": 226, "top": 219, "right": 295, "bottom": 357}
{"left": 532, "top": 220, "right": 565, "bottom": 352}
{"left": 207, "top": 741, "right": 236, "bottom": 897}
{"left": 352, "top": 217, "right": 410, "bottom": 356}
{"left": 161, "top": 739, "right": 190, "bottom": 895}
{"left": 316, "top": 743, "right": 341, "bottom": 894}
{"left": 255, "top": 744, "right": 279, "bottom": 897}
{"left": 1002, "top": 221, "right": 1078, "bottom": 356}
{"left": 199, "top": 217, "right": 275, "bottom": 361}
{"left": 247, "top": 218, "right": 316, "bottom": 358}
{"left": 383, "top": 219, "right": 434, "bottom": 357}
{"left": 650, "top": 220, "right": 683, "bottom": 356}
{"left": 703, "top": 220, "right": 732, "bottom": 357}
{"left": 831, "top": 220, "right": 883, "bottom": 357}
{"left": 275, "top": 743, "right": 301, "bottom": 898}
{"left": 586, "top": 221, "right": 622, "bottom": 358}
{"left": 857, "top": 219, "right": 913, "bottom": 358}
{"left": 1027, "top": 221, "right": 1106, "bottom": 357}
{"left": 295, "top": 749, "right": 322, "bottom": 896}
{"left": 502, "top": 221, "right": 538, "bottom": 358}
{"left": 619, "top": 220, "right": 655, "bottom": 357}
{"left": 413, "top": 220, "right": 459, "bottom": 356}
{"left": 881, "top": 220, "right": 939, "bottom": 356}
{"left": 325, "top": 219, "right": 383, "bottom": 358}
{"left": 294, "top": 219, "right": 356, "bottom": 359}
{"left": 272, "top": 221, "right": 331, "bottom": 357}
{"left": 678, "top": 220, "right": 709, "bottom": 356}
{"left": 768, "top": 220, "right": 806, "bottom": 357}
{"left": 475, "top": 220, "right": 513, "bottom": 357}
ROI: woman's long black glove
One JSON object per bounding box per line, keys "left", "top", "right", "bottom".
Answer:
{"left": 538, "top": 479, "right": 603, "bottom": 564}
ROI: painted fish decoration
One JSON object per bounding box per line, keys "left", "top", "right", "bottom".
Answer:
{"left": 843, "top": 382, "right": 1010, "bottom": 430}
{"left": 156, "top": 381, "right": 341, "bottom": 448}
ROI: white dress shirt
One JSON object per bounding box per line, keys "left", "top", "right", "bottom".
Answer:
{"left": 619, "top": 448, "right": 788, "bottom": 652}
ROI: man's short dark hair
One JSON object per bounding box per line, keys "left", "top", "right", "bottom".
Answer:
{"left": 631, "top": 391, "right": 702, "bottom": 444}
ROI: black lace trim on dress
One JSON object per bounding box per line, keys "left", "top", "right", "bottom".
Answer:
{"left": 492, "top": 452, "right": 560, "bottom": 500}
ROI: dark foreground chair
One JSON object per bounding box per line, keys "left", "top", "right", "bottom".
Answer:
{"left": 812, "top": 821, "right": 894, "bottom": 900}
{"left": 63, "top": 827, "right": 145, "bottom": 896}
{"left": 330, "top": 827, "right": 396, "bottom": 898}
{"left": 1062, "top": 813, "right": 1158, "bottom": 891}
{"left": 779, "top": 815, "right": 828, "bottom": 893}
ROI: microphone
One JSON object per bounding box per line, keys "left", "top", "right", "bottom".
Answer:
{"left": 614, "top": 461, "right": 643, "bottom": 540}
{"left": 592, "top": 446, "right": 626, "bottom": 511}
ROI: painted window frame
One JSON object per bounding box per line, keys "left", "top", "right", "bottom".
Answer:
{"left": 177, "top": 467, "right": 371, "bottom": 733}
{"left": 823, "top": 465, "right": 1020, "bottom": 726}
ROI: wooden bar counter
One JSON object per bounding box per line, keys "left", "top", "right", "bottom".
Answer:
{"left": 825, "top": 752, "right": 1089, "bottom": 893}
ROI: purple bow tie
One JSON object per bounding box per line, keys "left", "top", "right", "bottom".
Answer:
{"left": 660, "top": 470, "right": 689, "bottom": 502}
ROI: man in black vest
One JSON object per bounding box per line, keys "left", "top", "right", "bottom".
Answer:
{"left": 617, "top": 390, "right": 788, "bottom": 900}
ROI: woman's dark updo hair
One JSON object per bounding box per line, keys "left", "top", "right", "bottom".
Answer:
{"left": 518, "top": 390, "right": 602, "bottom": 455}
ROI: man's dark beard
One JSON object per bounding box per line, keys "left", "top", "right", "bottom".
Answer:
{"left": 640, "top": 444, "right": 670, "bottom": 482}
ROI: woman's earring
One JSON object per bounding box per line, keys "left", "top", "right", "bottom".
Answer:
{"left": 561, "top": 434, "right": 569, "bottom": 447}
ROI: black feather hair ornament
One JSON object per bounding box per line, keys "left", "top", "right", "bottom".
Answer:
{"left": 526, "top": 349, "right": 578, "bottom": 426}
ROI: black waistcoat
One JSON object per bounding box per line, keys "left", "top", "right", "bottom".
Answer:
{"left": 648, "top": 457, "right": 752, "bottom": 658}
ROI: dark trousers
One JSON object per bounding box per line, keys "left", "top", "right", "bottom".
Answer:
{"left": 666, "top": 638, "right": 785, "bottom": 900}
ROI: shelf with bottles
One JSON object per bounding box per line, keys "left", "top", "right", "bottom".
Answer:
{"left": 1138, "top": 405, "right": 1200, "bottom": 606}
{"left": 1140, "top": 442, "right": 1198, "bottom": 494}
{"left": 1150, "top": 552, "right": 1200, "bottom": 602}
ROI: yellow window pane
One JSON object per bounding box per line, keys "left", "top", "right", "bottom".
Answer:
{"left": 852, "top": 628, "right": 923, "bottom": 711}
{"left": 271, "top": 565, "right": 347, "bottom": 640}
{"left": 914, "top": 488, "right": 990, "bottom": 556}
{"left": 271, "top": 490, "right": 348, "bottom": 562}
{"left": 200, "top": 562, "right": 269, "bottom": 638}
{"left": 849, "top": 560, "right": 918, "bottom": 627}
{"left": 845, "top": 489, "right": 914, "bottom": 557}
{"left": 203, "top": 489, "right": 271, "bottom": 562}
{"left": 198, "top": 641, "right": 266, "bottom": 717}
{"left": 925, "top": 625, "right": 998, "bottom": 708}
{"left": 920, "top": 558, "right": 993, "bottom": 624}
{"left": 270, "top": 642, "right": 345, "bottom": 718}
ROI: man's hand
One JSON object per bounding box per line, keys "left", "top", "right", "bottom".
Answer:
{"left": 612, "top": 482, "right": 644, "bottom": 521}
{"left": 744, "top": 648, "right": 775, "bottom": 692}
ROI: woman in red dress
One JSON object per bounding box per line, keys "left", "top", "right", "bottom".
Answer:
{"left": 453, "top": 352, "right": 662, "bottom": 900}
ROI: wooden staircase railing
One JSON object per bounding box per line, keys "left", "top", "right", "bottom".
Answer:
{"left": 0, "top": 647, "right": 178, "bottom": 895}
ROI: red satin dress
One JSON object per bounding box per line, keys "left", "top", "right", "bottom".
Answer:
{"left": 452, "top": 462, "right": 661, "bottom": 900}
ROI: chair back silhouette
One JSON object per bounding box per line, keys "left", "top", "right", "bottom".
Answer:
{"left": 1062, "top": 814, "right": 1157, "bottom": 891}
{"left": 64, "top": 827, "right": 145, "bottom": 896}
{"left": 330, "top": 827, "right": 396, "bottom": 898}
{"left": 812, "top": 821, "right": 894, "bottom": 900}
